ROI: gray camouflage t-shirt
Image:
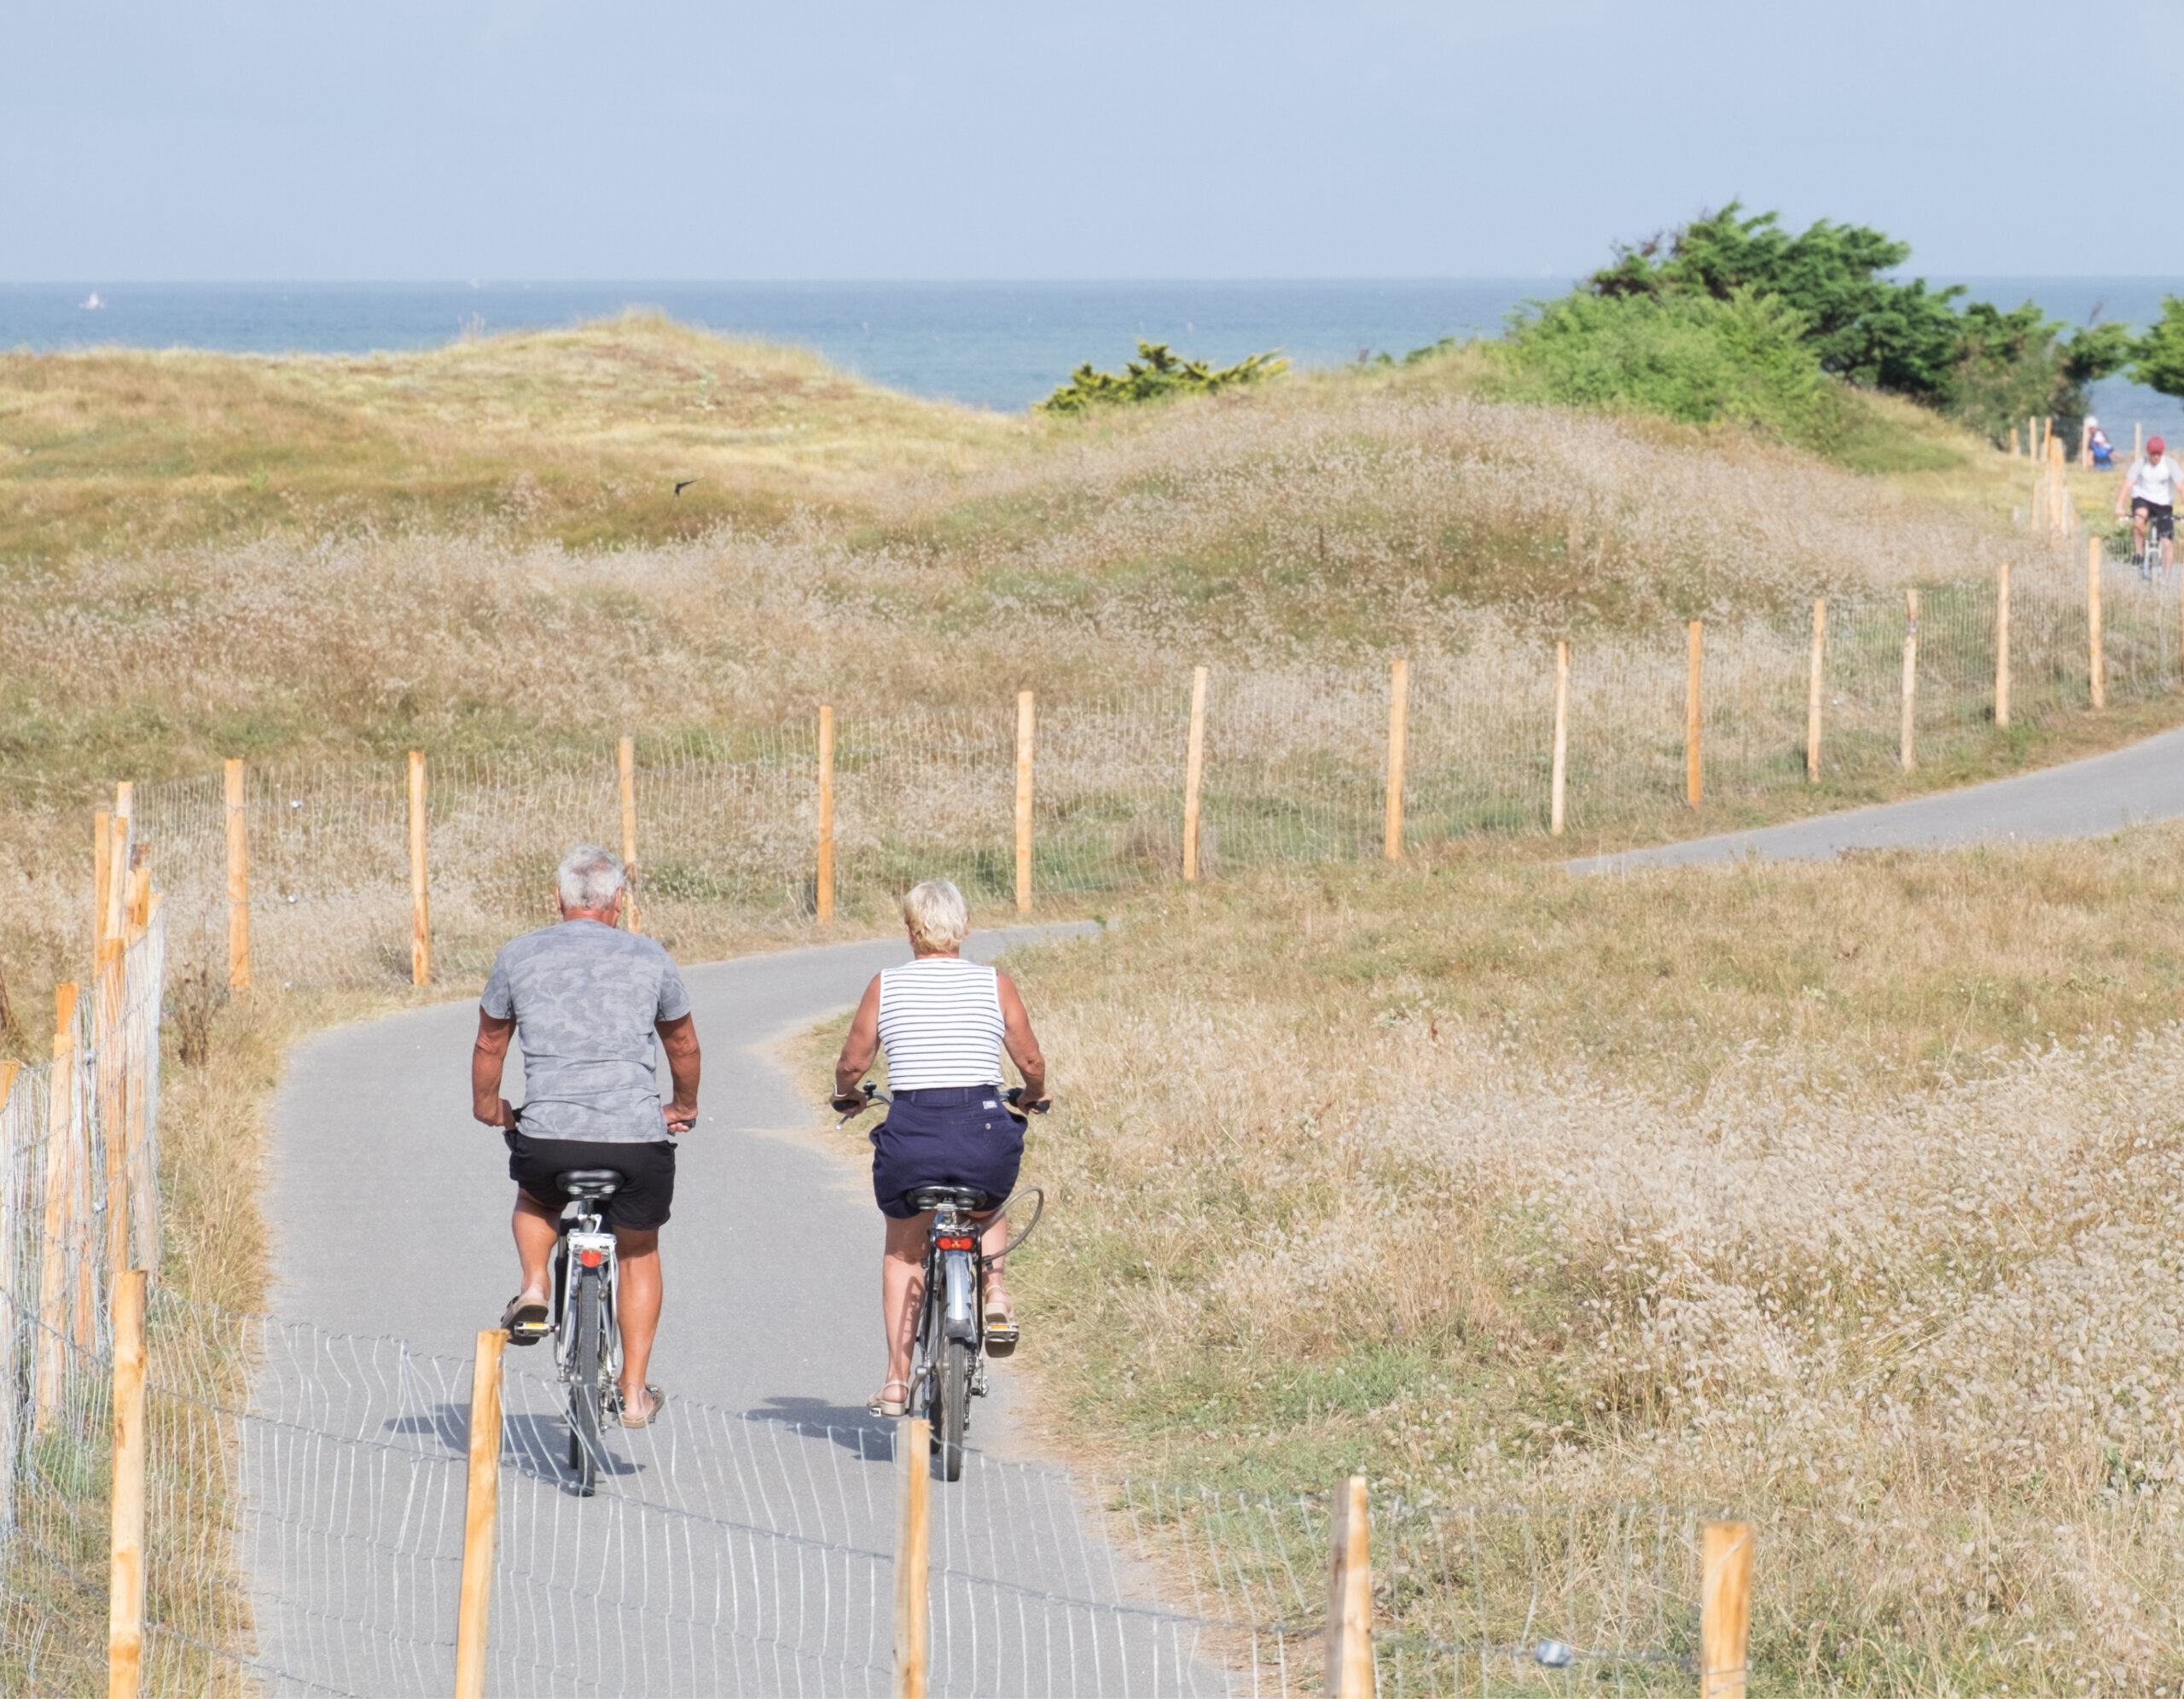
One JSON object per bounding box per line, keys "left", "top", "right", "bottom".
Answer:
{"left": 481, "top": 920, "right": 692, "bottom": 1144}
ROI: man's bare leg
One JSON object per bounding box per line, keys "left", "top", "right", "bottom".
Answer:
{"left": 512, "top": 1192, "right": 560, "bottom": 1302}
{"left": 615, "top": 1227, "right": 662, "bottom": 1417}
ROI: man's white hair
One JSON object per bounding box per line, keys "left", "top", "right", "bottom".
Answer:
{"left": 557, "top": 843, "right": 625, "bottom": 912}
{"left": 902, "top": 878, "right": 969, "bottom": 952}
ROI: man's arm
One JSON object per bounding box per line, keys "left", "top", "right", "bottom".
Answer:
{"left": 996, "top": 971, "right": 1048, "bottom": 1106}
{"left": 473, "top": 1010, "right": 518, "bottom": 1127}
{"left": 657, "top": 1012, "right": 700, "bottom": 1132}
{"left": 833, "top": 976, "right": 883, "bottom": 1104}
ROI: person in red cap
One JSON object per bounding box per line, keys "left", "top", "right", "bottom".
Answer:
{"left": 2118, "top": 433, "right": 2184, "bottom": 577}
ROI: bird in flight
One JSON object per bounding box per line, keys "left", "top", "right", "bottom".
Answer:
{"left": 674, "top": 479, "right": 700, "bottom": 497}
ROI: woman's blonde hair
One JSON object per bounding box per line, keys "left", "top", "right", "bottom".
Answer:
{"left": 902, "top": 878, "right": 970, "bottom": 952}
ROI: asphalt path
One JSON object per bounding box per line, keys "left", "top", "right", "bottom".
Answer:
{"left": 1569, "top": 721, "right": 2184, "bottom": 873}
{"left": 249, "top": 921, "right": 1237, "bottom": 1696}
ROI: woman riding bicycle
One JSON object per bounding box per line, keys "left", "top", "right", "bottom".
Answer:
{"left": 832, "top": 878, "right": 1050, "bottom": 1418}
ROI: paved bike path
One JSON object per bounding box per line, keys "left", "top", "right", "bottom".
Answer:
{"left": 1569, "top": 719, "right": 2184, "bottom": 873}
{"left": 252, "top": 922, "right": 1236, "bottom": 1696}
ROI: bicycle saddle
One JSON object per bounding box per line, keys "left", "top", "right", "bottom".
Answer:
{"left": 907, "top": 1184, "right": 993, "bottom": 1213}
{"left": 557, "top": 1168, "right": 624, "bottom": 1198}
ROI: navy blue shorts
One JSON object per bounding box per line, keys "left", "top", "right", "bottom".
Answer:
{"left": 870, "top": 1086, "right": 1025, "bottom": 1219}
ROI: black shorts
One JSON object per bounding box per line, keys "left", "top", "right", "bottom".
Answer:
{"left": 505, "top": 1129, "right": 676, "bottom": 1231}
{"left": 2134, "top": 499, "right": 2175, "bottom": 539}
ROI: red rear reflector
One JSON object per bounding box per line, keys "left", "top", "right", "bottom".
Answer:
{"left": 937, "top": 1237, "right": 974, "bottom": 1249}
{"left": 578, "top": 1248, "right": 604, "bottom": 1267}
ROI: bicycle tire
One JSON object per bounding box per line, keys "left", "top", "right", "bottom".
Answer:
{"left": 569, "top": 1267, "right": 603, "bottom": 1496}
{"left": 937, "top": 1337, "right": 969, "bottom": 1481}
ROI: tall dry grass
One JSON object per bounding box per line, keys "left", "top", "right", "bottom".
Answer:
{"left": 968, "top": 833, "right": 2184, "bottom": 1691}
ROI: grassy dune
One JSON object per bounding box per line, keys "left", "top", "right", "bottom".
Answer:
{"left": 0, "top": 312, "right": 1022, "bottom": 560}
{"left": 6, "top": 317, "right": 2178, "bottom": 1689}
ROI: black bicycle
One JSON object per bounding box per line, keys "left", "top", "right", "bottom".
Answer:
{"left": 838, "top": 1084, "right": 1046, "bottom": 1481}
{"left": 548, "top": 1167, "right": 624, "bottom": 1496}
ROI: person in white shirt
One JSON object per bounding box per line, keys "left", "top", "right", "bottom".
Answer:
{"left": 832, "top": 878, "right": 1051, "bottom": 1418}
{"left": 2117, "top": 434, "right": 2184, "bottom": 574}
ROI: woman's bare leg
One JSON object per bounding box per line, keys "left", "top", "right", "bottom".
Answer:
{"left": 979, "top": 1214, "right": 1012, "bottom": 1315}
{"left": 881, "top": 1212, "right": 930, "bottom": 1389}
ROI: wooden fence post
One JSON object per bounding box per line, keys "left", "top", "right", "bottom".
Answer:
{"left": 1549, "top": 642, "right": 1570, "bottom": 836}
{"left": 1900, "top": 588, "right": 1920, "bottom": 771}
{"left": 224, "top": 759, "right": 250, "bottom": 990}
{"left": 1701, "top": 1520, "right": 1755, "bottom": 1699}
{"left": 816, "top": 707, "right": 836, "bottom": 925}
{"left": 894, "top": 1416, "right": 931, "bottom": 1699}
{"left": 618, "top": 735, "right": 641, "bottom": 934}
{"left": 106, "top": 1267, "right": 148, "bottom": 1699}
{"left": 1014, "top": 692, "right": 1035, "bottom": 916}
{"left": 1325, "top": 1475, "right": 1373, "bottom": 1699}
{"left": 94, "top": 808, "right": 112, "bottom": 959}
{"left": 407, "top": 752, "right": 430, "bottom": 986}
{"left": 453, "top": 1327, "right": 505, "bottom": 1699}
{"left": 1383, "top": 657, "right": 1409, "bottom": 859}
{"left": 1685, "top": 622, "right": 1704, "bottom": 808}
{"left": 107, "top": 786, "right": 132, "bottom": 951}
{"left": 2088, "top": 535, "right": 2106, "bottom": 709}
{"left": 1806, "top": 598, "right": 1826, "bottom": 782}
{"left": 34, "top": 984, "right": 81, "bottom": 1433}
{"left": 1995, "top": 561, "right": 2013, "bottom": 728}
{"left": 1182, "top": 666, "right": 1208, "bottom": 881}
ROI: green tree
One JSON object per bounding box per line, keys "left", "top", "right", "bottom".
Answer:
{"left": 2131, "top": 296, "right": 2184, "bottom": 399}
{"left": 1589, "top": 203, "right": 1965, "bottom": 396}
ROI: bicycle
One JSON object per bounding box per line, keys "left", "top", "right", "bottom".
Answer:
{"left": 839, "top": 1084, "right": 1047, "bottom": 1481}
{"left": 547, "top": 1167, "right": 624, "bottom": 1496}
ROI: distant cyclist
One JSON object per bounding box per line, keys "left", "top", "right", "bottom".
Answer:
{"left": 472, "top": 844, "right": 700, "bottom": 1428}
{"left": 831, "top": 878, "right": 1050, "bottom": 1418}
{"left": 2117, "top": 433, "right": 2183, "bottom": 574}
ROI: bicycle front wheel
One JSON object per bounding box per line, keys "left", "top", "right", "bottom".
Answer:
{"left": 568, "top": 1267, "right": 603, "bottom": 1496}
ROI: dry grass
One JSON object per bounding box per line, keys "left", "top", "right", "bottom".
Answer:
{"left": 915, "top": 832, "right": 2184, "bottom": 1691}
{"left": 0, "top": 323, "right": 2064, "bottom": 810}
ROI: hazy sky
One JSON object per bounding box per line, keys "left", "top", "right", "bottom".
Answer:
{"left": 3, "top": 1, "right": 2156, "bottom": 282}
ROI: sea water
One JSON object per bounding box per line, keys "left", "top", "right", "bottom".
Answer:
{"left": 2, "top": 276, "right": 2176, "bottom": 431}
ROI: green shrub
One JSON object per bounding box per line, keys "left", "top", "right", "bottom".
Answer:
{"left": 1037, "top": 340, "right": 1287, "bottom": 416}
{"left": 1490, "top": 289, "right": 1839, "bottom": 442}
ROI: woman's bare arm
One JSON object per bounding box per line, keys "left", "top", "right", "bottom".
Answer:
{"left": 996, "top": 970, "right": 1048, "bottom": 1104}
{"left": 834, "top": 975, "right": 884, "bottom": 1102}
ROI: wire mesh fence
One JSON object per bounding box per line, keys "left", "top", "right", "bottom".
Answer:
{"left": 5, "top": 1285, "right": 1734, "bottom": 1698}
{"left": 0, "top": 909, "right": 168, "bottom": 1693}
{"left": 129, "top": 555, "right": 2184, "bottom": 992}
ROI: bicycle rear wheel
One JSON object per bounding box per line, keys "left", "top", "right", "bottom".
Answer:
{"left": 568, "top": 1267, "right": 603, "bottom": 1496}
{"left": 935, "top": 1338, "right": 969, "bottom": 1481}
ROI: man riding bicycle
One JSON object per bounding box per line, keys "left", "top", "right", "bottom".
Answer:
{"left": 2117, "top": 433, "right": 2183, "bottom": 574}
{"left": 472, "top": 843, "right": 700, "bottom": 1428}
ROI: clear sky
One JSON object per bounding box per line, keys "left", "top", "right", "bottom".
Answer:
{"left": 3, "top": 0, "right": 2158, "bottom": 282}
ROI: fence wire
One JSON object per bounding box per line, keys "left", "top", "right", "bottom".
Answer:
{"left": 5, "top": 1282, "right": 1723, "bottom": 1697}
{"left": 131, "top": 557, "right": 2184, "bottom": 992}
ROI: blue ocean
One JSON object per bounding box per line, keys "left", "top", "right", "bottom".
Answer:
{"left": 1, "top": 277, "right": 2177, "bottom": 433}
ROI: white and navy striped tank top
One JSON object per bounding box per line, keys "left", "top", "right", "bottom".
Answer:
{"left": 877, "top": 957, "right": 1005, "bottom": 1090}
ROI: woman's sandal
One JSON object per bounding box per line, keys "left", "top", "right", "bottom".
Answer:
{"left": 984, "top": 1302, "right": 1020, "bottom": 1357}
{"left": 868, "top": 1379, "right": 910, "bottom": 1418}
{"left": 619, "top": 1384, "right": 667, "bottom": 1428}
{"left": 499, "top": 1295, "right": 550, "bottom": 1345}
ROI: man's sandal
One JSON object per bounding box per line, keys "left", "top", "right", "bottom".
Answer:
{"left": 619, "top": 1385, "right": 667, "bottom": 1428}
{"left": 499, "top": 1296, "right": 550, "bottom": 1344}
{"left": 868, "top": 1379, "right": 910, "bottom": 1418}
{"left": 984, "top": 1303, "right": 1019, "bottom": 1357}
